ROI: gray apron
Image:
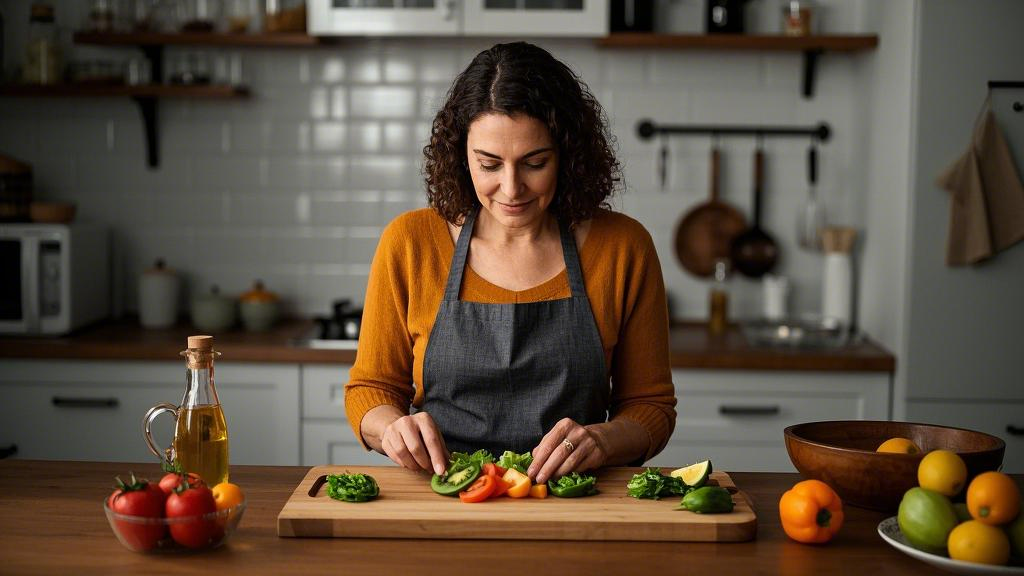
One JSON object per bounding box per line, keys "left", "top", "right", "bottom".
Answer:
{"left": 418, "top": 208, "right": 609, "bottom": 455}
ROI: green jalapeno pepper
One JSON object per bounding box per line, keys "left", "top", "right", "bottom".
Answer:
{"left": 547, "top": 472, "right": 598, "bottom": 498}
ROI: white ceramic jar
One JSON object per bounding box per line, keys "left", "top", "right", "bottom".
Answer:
{"left": 138, "top": 259, "right": 179, "bottom": 329}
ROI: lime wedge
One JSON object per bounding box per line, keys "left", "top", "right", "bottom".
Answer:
{"left": 670, "top": 460, "right": 712, "bottom": 488}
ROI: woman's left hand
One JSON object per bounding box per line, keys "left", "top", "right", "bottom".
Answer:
{"left": 527, "top": 418, "right": 607, "bottom": 485}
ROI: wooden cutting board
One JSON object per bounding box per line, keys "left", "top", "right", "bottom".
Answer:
{"left": 277, "top": 466, "right": 757, "bottom": 542}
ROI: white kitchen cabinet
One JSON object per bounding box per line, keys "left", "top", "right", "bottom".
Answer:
{"left": 646, "top": 369, "right": 892, "bottom": 472}
{"left": 308, "top": 0, "right": 608, "bottom": 37}
{"left": 463, "top": 0, "right": 608, "bottom": 37}
{"left": 907, "top": 400, "right": 1023, "bottom": 473}
{"left": 300, "top": 363, "right": 391, "bottom": 465}
{"left": 0, "top": 359, "right": 300, "bottom": 466}
{"left": 308, "top": 0, "right": 460, "bottom": 36}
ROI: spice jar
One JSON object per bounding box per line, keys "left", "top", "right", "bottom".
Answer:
{"left": 23, "top": 3, "right": 62, "bottom": 85}
{"left": 263, "top": 0, "right": 306, "bottom": 33}
{"left": 782, "top": 0, "right": 814, "bottom": 37}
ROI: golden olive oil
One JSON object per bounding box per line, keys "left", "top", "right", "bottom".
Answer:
{"left": 173, "top": 404, "right": 230, "bottom": 486}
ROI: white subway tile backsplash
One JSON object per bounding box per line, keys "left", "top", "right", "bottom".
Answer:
{"left": 383, "top": 122, "right": 416, "bottom": 152}
{"left": 349, "top": 156, "right": 413, "bottom": 190}
{"left": 193, "top": 155, "right": 263, "bottom": 192}
{"left": 350, "top": 87, "right": 417, "bottom": 119}
{"left": 311, "top": 54, "right": 347, "bottom": 84}
{"left": 312, "top": 123, "right": 349, "bottom": 152}
{"left": 348, "top": 53, "right": 384, "bottom": 84}
{"left": 263, "top": 121, "right": 310, "bottom": 152}
{"left": 350, "top": 122, "right": 383, "bottom": 152}
{"left": 383, "top": 53, "right": 417, "bottom": 83}
{"left": 331, "top": 87, "right": 349, "bottom": 119}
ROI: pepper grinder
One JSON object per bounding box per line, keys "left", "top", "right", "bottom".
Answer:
{"left": 820, "top": 227, "right": 857, "bottom": 328}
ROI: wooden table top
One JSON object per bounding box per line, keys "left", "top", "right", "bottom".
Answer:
{"left": 0, "top": 460, "right": 942, "bottom": 575}
{"left": 0, "top": 319, "right": 895, "bottom": 372}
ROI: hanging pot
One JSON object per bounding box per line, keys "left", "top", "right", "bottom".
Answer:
{"left": 674, "top": 144, "right": 747, "bottom": 277}
{"left": 730, "top": 143, "right": 779, "bottom": 277}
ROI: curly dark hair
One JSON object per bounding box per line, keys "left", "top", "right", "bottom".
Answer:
{"left": 423, "top": 42, "right": 621, "bottom": 227}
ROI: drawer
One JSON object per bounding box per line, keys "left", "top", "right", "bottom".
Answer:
{"left": 907, "top": 400, "right": 1024, "bottom": 473}
{"left": 647, "top": 442, "right": 796, "bottom": 473}
{"left": 670, "top": 370, "right": 890, "bottom": 444}
{"left": 302, "top": 420, "right": 394, "bottom": 467}
{"left": 302, "top": 364, "right": 350, "bottom": 419}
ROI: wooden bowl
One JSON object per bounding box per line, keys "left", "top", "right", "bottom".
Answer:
{"left": 29, "top": 201, "right": 76, "bottom": 224}
{"left": 784, "top": 420, "right": 1005, "bottom": 512}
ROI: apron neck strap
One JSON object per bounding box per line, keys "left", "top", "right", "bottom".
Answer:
{"left": 443, "top": 207, "right": 587, "bottom": 301}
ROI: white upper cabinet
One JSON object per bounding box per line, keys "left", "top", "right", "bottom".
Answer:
{"left": 309, "top": 0, "right": 461, "bottom": 36}
{"left": 308, "top": 0, "right": 608, "bottom": 37}
{"left": 463, "top": 0, "right": 609, "bottom": 37}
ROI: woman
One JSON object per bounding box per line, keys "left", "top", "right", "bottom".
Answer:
{"left": 345, "top": 42, "right": 676, "bottom": 485}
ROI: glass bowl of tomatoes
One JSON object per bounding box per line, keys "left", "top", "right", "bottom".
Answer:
{"left": 104, "top": 487, "right": 246, "bottom": 553}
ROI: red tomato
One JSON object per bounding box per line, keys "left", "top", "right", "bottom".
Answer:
{"left": 158, "top": 472, "right": 204, "bottom": 496}
{"left": 459, "top": 475, "right": 497, "bottom": 503}
{"left": 108, "top": 474, "right": 167, "bottom": 551}
{"left": 165, "top": 483, "right": 220, "bottom": 548}
{"left": 491, "top": 476, "right": 512, "bottom": 498}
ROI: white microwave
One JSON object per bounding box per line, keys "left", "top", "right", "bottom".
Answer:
{"left": 0, "top": 223, "right": 110, "bottom": 335}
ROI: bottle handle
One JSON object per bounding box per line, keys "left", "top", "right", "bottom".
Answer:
{"left": 142, "top": 402, "right": 178, "bottom": 466}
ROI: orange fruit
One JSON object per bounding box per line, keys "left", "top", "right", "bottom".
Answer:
{"left": 211, "top": 482, "right": 245, "bottom": 511}
{"left": 917, "top": 449, "right": 967, "bottom": 497}
{"left": 947, "top": 520, "right": 1010, "bottom": 566}
{"left": 967, "top": 471, "right": 1020, "bottom": 526}
{"left": 877, "top": 437, "right": 920, "bottom": 454}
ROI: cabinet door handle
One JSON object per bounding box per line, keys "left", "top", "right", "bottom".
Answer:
{"left": 51, "top": 397, "right": 119, "bottom": 409}
{"left": 1007, "top": 425, "right": 1024, "bottom": 436}
{"left": 719, "top": 405, "right": 780, "bottom": 416}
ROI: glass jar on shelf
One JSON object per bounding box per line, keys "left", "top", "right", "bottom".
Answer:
{"left": 782, "top": 0, "right": 814, "bottom": 37}
{"left": 179, "top": 0, "right": 222, "bottom": 32}
{"left": 263, "top": 0, "right": 306, "bottom": 33}
{"left": 708, "top": 257, "right": 731, "bottom": 335}
{"left": 225, "top": 0, "right": 253, "bottom": 33}
{"left": 23, "top": 3, "right": 62, "bottom": 85}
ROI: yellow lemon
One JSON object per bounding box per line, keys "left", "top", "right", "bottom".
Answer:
{"left": 948, "top": 520, "right": 1011, "bottom": 566}
{"left": 918, "top": 449, "right": 968, "bottom": 497}
{"left": 876, "top": 437, "right": 920, "bottom": 454}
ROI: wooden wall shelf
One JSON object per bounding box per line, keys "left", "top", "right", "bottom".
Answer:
{"left": 596, "top": 33, "right": 879, "bottom": 97}
{"left": 72, "top": 31, "right": 329, "bottom": 48}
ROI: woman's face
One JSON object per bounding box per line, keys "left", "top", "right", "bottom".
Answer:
{"left": 466, "top": 112, "right": 558, "bottom": 231}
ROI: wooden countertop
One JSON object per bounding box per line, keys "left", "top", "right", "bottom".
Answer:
{"left": 0, "top": 318, "right": 895, "bottom": 372}
{"left": 0, "top": 460, "right": 943, "bottom": 575}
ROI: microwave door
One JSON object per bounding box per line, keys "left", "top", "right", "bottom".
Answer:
{"left": 0, "top": 237, "right": 38, "bottom": 332}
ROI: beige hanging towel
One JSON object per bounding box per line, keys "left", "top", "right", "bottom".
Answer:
{"left": 936, "top": 105, "right": 1024, "bottom": 266}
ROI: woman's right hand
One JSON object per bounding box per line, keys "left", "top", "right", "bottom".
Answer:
{"left": 364, "top": 406, "right": 450, "bottom": 475}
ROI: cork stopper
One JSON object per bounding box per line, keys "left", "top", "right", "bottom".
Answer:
{"left": 821, "top": 226, "right": 857, "bottom": 254}
{"left": 187, "top": 335, "right": 214, "bottom": 350}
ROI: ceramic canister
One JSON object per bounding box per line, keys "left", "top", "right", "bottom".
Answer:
{"left": 138, "top": 259, "right": 179, "bottom": 329}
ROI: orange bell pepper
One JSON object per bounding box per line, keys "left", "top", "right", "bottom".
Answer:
{"left": 502, "top": 468, "right": 531, "bottom": 498}
{"left": 779, "top": 479, "right": 844, "bottom": 544}
{"left": 529, "top": 483, "right": 548, "bottom": 499}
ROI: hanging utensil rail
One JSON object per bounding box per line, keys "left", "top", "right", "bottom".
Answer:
{"left": 637, "top": 120, "right": 831, "bottom": 142}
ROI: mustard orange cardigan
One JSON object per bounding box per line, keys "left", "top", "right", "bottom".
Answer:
{"left": 345, "top": 208, "right": 677, "bottom": 462}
